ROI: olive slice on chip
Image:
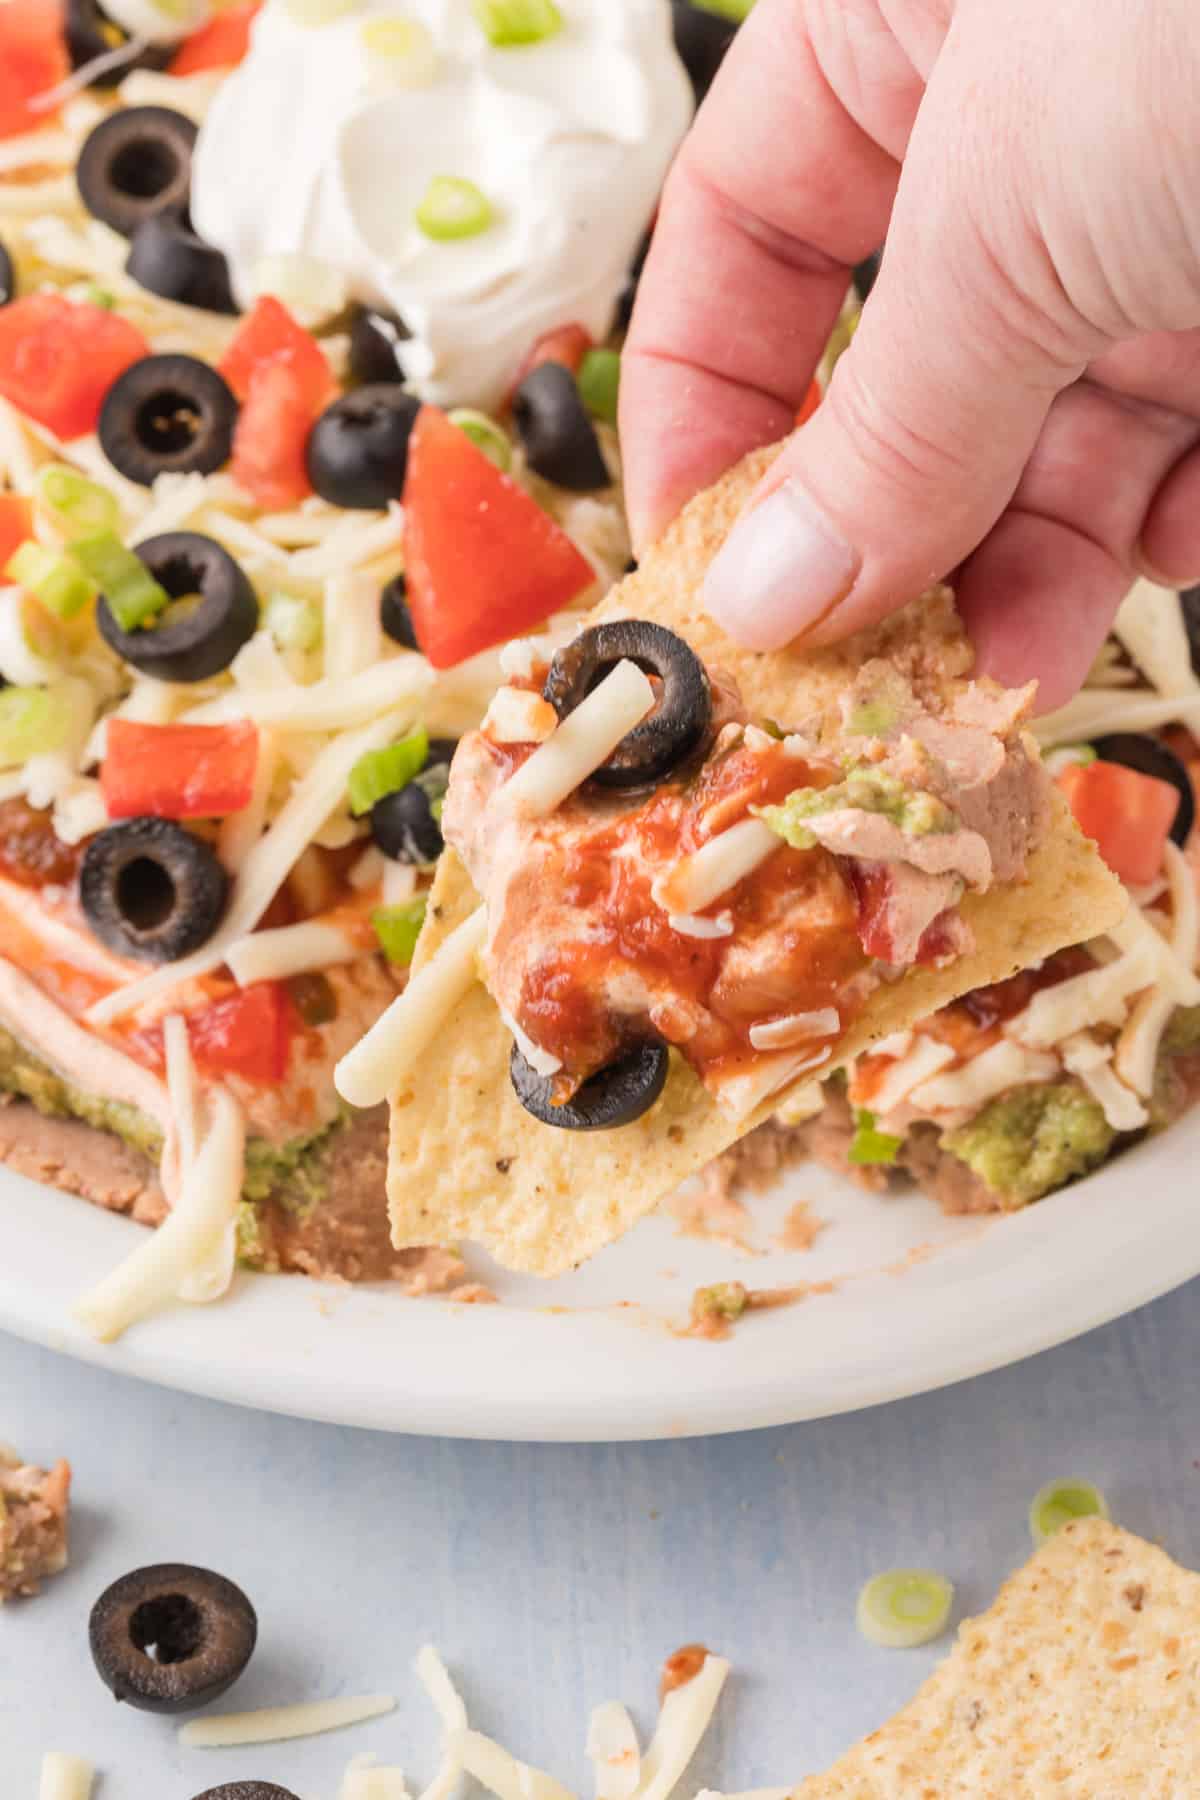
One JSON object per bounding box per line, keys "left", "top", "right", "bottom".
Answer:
{"left": 99, "top": 354, "right": 238, "bottom": 487}
{"left": 543, "top": 620, "right": 711, "bottom": 789}
{"left": 76, "top": 105, "right": 196, "bottom": 238}
{"left": 1093, "top": 733, "right": 1195, "bottom": 848}
{"left": 89, "top": 1563, "right": 257, "bottom": 1713}
{"left": 80, "top": 818, "right": 229, "bottom": 964}
{"left": 510, "top": 1040, "right": 669, "bottom": 1131}
{"left": 97, "top": 531, "right": 257, "bottom": 683}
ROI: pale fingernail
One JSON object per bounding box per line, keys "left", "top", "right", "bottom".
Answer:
{"left": 702, "top": 480, "right": 859, "bottom": 650}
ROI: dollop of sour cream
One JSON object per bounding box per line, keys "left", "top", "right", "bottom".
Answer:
{"left": 191, "top": 0, "right": 693, "bottom": 408}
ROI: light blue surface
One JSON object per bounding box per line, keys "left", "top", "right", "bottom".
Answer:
{"left": 2, "top": 1285, "right": 1196, "bottom": 1797}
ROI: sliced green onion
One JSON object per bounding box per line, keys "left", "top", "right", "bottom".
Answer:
{"left": 69, "top": 534, "right": 169, "bottom": 633}
{"left": 0, "top": 685, "right": 75, "bottom": 765}
{"left": 361, "top": 14, "right": 438, "bottom": 85}
{"left": 83, "top": 284, "right": 116, "bottom": 311}
{"left": 5, "top": 542, "right": 96, "bottom": 621}
{"left": 848, "top": 1107, "right": 903, "bottom": 1166}
{"left": 1029, "top": 1479, "right": 1110, "bottom": 1547}
{"left": 693, "top": 0, "right": 755, "bottom": 20}
{"left": 416, "top": 175, "right": 493, "bottom": 242}
{"left": 448, "top": 408, "right": 512, "bottom": 472}
{"left": 35, "top": 464, "right": 120, "bottom": 541}
{"left": 856, "top": 1570, "right": 954, "bottom": 1649}
{"left": 471, "top": 0, "right": 562, "bottom": 46}
{"left": 577, "top": 348, "right": 621, "bottom": 425}
{"left": 348, "top": 727, "right": 429, "bottom": 816}
{"left": 283, "top": 0, "right": 356, "bottom": 23}
{"left": 372, "top": 896, "right": 427, "bottom": 965}
{"left": 265, "top": 590, "right": 323, "bottom": 654}
{"left": 1044, "top": 743, "right": 1098, "bottom": 777}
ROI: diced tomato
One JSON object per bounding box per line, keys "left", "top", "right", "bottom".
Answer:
{"left": 508, "top": 321, "right": 593, "bottom": 403}
{"left": 0, "top": 295, "right": 149, "bottom": 438}
{"left": 169, "top": 0, "right": 262, "bottom": 74}
{"left": 101, "top": 719, "right": 259, "bottom": 821}
{"left": 795, "top": 378, "right": 821, "bottom": 426}
{"left": 218, "top": 296, "right": 334, "bottom": 408}
{"left": 220, "top": 299, "right": 335, "bottom": 509}
{"left": 1058, "top": 759, "right": 1179, "bottom": 886}
{"left": 0, "top": 495, "right": 33, "bottom": 570}
{"left": 0, "top": 0, "right": 69, "bottom": 140}
{"left": 848, "top": 862, "right": 961, "bottom": 966}
{"left": 402, "top": 405, "right": 595, "bottom": 669}
{"left": 229, "top": 360, "right": 318, "bottom": 509}
{"left": 188, "top": 982, "right": 295, "bottom": 1085}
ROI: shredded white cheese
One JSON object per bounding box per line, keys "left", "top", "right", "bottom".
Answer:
{"left": 856, "top": 1035, "right": 955, "bottom": 1119}
{"left": 1061, "top": 1033, "right": 1150, "bottom": 1132}
{"left": 749, "top": 1008, "right": 840, "bottom": 1051}
{"left": 500, "top": 661, "right": 655, "bottom": 819}
{"left": 414, "top": 1645, "right": 467, "bottom": 1800}
{"left": 454, "top": 1728, "right": 576, "bottom": 1800}
{"left": 326, "top": 570, "right": 385, "bottom": 682}
{"left": 341, "top": 1757, "right": 413, "bottom": 1800}
{"left": 1116, "top": 843, "right": 1200, "bottom": 1095}
{"left": 1035, "top": 690, "right": 1200, "bottom": 749}
{"left": 88, "top": 708, "right": 410, "bottom": 1024}
{"left": 72, "top": 1089, "right": 245, "bottom": 1342}
{"left": 188, "top": 656, "right": 432, "bottom": 732}
{"left": 1112, "top": 579, "right": 1200, "bottom": 701}
{"left": 227, "top": 919, "right": 362, "bottom": 987}
{"left": 653, "top": 820, "right": 779, "bottom": 917}
{"left": 179, "top": 1691, "right": 397, "bottom": 1748}
{"left": 38, "top": 1752, "right": 94, "bottom": 1800}
{"left": 907, "top": 1039, "right": 1060, "bottom": 1116}
{"left": 587, "top": 1701, "right": 640, "bottom": 1800}
{"left": 636, "top": 1656, "right": 730, "bottom": 1800}
{"left": 668, "top": 910, "right": 735, "bottom": 941}
{"left": 336, "top": 906, "right": 487, "bottom": 1109}
{"left": 1005, "top": 934, "right": 1158, "bottom": 1049}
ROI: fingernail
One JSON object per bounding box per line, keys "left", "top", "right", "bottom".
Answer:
{"left": 702, "top": 480, "right": 859, "bottom": 650}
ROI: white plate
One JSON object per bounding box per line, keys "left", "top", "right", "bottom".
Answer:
{"left": 1, "top": 1114, "right": 1195, "bottom": 1441}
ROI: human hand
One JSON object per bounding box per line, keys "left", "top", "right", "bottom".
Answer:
{"left": 621, "top": 0, "right": 1200, "bottom": 709}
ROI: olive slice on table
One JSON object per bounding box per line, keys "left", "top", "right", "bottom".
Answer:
{"left": 80, "top": 818, "right": 229, "bottom": 964}
{"left": 127, "top": 209, "right": 239, "bottom": 315}
{"left": 99, "top": 354, "right": 238, "bottom": 486}
{"left": 380, "top": 571, "right": 418, "bottom": 649}
{"left": 66, "top": 0, "right": 172, "bottom": 84}
{"left": 76, "top": 106, "right": 196, "bottom": 238}
{"left": 1093, "top": 733, "right": 1196, "bottom": 848}
{"left": 306, "top": 384, "right": 422, "bottom": 509}
{"left": 670, "top": 0, "right": 736, "bottom": 106}
{"left": 512, "top": 362, "right": 609, "bottom": 492}
{"left": 1182, "top": 585, "right": 1200, "bottom": 677}
{"left": 89, "top": 1562, "right": 257, "bottom": 1712}
{"left": 348, "top": 305, "right": 410, "bottom": 385}
{"left": 0, "top": 239, "right": 13, "bottom": 308}
{"left": 510, "top": 1040, "right": 669, "bottom": 1130}
{"left": 190, "top": 1786, "right": 302, "bottom": 1800}
{"left": 97, "top": 531, "right": 257, "bottom": 682}
{"left": 543, "top": 620, "right": 711, "bottom": 789}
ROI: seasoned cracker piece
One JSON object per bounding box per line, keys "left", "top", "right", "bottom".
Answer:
{"left": 796, "top": 1518, "right": 1200, "bottom": 1797}
{"left": 0, "top": 1445, "right": 70, "bottom": 1602}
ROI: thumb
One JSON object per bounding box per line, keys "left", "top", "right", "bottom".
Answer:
{"left": 702, "top": 71, "right": 1098, "bottom": 651}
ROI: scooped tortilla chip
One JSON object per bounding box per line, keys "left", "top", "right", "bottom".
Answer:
{"left": 387, "top": 446, "right": 1125, "bottom": 1275}
{"left": 795, "top": 1519, "right": 1200, "bottom": 1795}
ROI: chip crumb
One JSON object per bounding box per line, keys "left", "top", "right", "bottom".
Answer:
{"left": 0, "top": 1446, "right": 71, "bottom": 1602}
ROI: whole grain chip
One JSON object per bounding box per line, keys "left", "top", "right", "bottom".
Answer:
{"left": 387, "top": 445, "right": 1124, "bottom": 1277}
{"left": 793, "top": 1519, "right": 1200, "bottom": 1797}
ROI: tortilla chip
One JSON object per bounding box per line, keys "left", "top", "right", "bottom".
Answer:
{"left": 795, "top": 1519, "right": 1200, "bottom": 1795}
{"left": 388, "top": 447, "right": 1125, "bottom": 1275}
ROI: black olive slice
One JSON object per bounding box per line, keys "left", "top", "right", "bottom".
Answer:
{"left": 1182, "top": 586, "right": 1200, "bottom": 677}
{"left": 97, "top": 531, "right": 257, "bottom": 683}
{"left": 0, "top": 239, "right": 13, "bottom": 308}
{"left": 190, "top": 1787, "right": 302, "bottom": 1800}
{"left": 512, "top": 362, "right": 610, "bottom": 492}
{"left": 380, "top": 572, "right": 418, "bottom": 649}
{"left": 1093, "top": 733, "right": 1195, "bottom": 848}
{"left": 80, "top": 819, "right": 229, "bottom": 964}
{"left": 510, "top": 1040, "right": 669, "bottom": 1131}
{"left": 371, "top": 777, "right": 444, "bottom": 864}
{"left": 543, "top": 620, "right": 711, "bottom": 789}
{"left": 348, "top": 305, "right": 411, "bottom": 385}
{"left": 89, "top": 1562, "right": 257, "bottom": 1714}
{"left": 615, "top": 227, "right": 652, "bottom": 332}
{"left": 670, "top": 0, "right": 736, "bottom": 105}
{"left": 66, "top": 0, "right": 172, "bottom": 84}
{"left": 77, "top": 106, "right": 196, "bottom": 239}
{"left": 127, "top": 209, "right": 238, "bottom": 315}
{"left": 99, "top": 354, "right": 238, "bottom": 487}
{"left": 306, "top": 384, "right": 422, "bottom": 509}
{"left": 852, "top": 248, "right": 883, "bottom": 302}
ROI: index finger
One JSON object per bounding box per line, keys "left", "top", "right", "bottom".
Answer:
{"left": 620, "top": 0, "right": 916, "bottom": 549}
